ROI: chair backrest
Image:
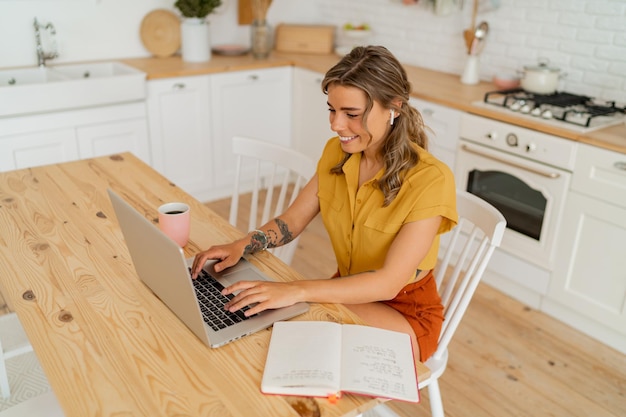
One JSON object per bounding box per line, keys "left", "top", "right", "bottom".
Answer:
{"left": 229, "top": 136, "right": 316, "bottom": 265}
{"left": 432, "top": 189, "right": 507, "bottom": 360}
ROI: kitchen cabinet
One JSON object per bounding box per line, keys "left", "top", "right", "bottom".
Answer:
{"left": 409, "top": 98, "right": 461, "bottom": 172}
{"left": 209, "top": 67, "right": 292, "bottom": 198}
{"left": 146, "top": 75, "right": 213, "bottom": 200}
{"left": 77, "top": 119, "right": 149, "bottom": 162}
{"left": 292, "top": 67, "right": 334, "bottom": 161}
{"left": 545, "top": 144, "right": 626, "bottom": 354}
{"left": 0, "top": 128, "right": 78, "bottom": 171}
{"left": 0, "top": 102, "right": 149, "bottom": 172}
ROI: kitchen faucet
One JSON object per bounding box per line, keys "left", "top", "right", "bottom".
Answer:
{"left": 33, "top": 17, "right": 58, "bottom": 67}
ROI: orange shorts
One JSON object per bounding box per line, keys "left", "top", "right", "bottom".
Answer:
{"left": 331, "top": 270, "right": 444, "bottom": 362}
{"left": 382, "top": 271, "right": 444, "bottom": 362}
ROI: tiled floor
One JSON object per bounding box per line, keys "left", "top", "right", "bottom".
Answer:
{"left": 0, "top": 351, "right": 52, "bottom": 412}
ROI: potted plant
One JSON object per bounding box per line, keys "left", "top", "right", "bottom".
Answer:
{"left": 175, "top": 0, "right": 222, "bottom": 19}
{"left": 174, "top": 0, "right": 223, "bottom": 62}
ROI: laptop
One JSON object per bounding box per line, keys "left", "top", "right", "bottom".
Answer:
{"left": 107, "top": 189, "right": 309, "bottom": 348}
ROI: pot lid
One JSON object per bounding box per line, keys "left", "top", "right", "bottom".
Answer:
{"left": 524, "top": 58, "right": 560, "bottom": 73}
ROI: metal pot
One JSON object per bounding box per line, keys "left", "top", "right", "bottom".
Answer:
{"left": 519, "top": 59, "right": 564, "bottom": 94}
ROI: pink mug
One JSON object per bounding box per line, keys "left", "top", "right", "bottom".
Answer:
{"left": 157, "top": 202, "right": 190, "bottom": 247}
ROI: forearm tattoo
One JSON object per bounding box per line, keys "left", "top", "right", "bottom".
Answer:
{"left": 243, "top": 219, "right": 294, "bottom": 254}
{"left": 267, "top": 218, "right": 294, "bottom": 248}
{"left": 244, "top": 231, "right": 267, "bottom": 254}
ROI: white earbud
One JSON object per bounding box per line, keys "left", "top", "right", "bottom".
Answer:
{"left": 390, "top": 109, "right": 395, "bottom": 126}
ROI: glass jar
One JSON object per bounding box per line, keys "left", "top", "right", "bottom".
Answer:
{"left": 251, "top": 19, "right": 272, "bottom": 59}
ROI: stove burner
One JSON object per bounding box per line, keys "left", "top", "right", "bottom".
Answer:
{"left": 483, "top": 89, "right": 625, "bottom": 128}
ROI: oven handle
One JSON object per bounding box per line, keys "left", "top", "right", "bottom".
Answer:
{"left": 460, "top": 144, "right": 561, "bottom": 179}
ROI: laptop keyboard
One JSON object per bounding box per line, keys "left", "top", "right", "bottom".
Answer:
{"left": 192, "top": 269, "right": 254, "bottom": 331}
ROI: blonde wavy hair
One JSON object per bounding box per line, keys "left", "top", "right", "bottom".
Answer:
{"left": 322, "top": 45, "right": 429, "bottom": 207}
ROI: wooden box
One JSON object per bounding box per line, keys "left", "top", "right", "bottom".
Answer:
{"left": 274, "top": 24, "right": 335, "bottom": 55}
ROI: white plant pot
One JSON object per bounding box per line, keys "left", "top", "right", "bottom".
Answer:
{"left": 181, "top": 18, "right": 210, "bottom": 63}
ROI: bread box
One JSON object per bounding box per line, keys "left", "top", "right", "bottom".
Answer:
{"left": 274, "top": 24, "right": 335, "bottom": 54}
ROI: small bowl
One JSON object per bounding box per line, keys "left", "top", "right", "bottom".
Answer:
{"left": 492, "top": 73, "right": 521, "bottom": 90}
{"left": 343, "top": 29, "right": 372, "bottom": 39}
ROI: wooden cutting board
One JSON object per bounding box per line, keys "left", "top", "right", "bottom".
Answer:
{"left": 238, "top": 0, "right": 273, "bottom": 25}
{"left": 140, "top": 9, "right": 181, "bottom": 58}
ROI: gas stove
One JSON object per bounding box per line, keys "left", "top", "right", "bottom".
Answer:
{"left": 473, "top": 88, "right": 626, "bottom": 133}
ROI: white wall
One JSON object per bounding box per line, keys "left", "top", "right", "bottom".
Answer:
{"left": 1, "top": 0, "right": 624, "bottom": 103}
{"left": 0, "top": 0, "right": 253, "bottom": 67}
{"left": 315, "top": 0, "right": 626, "bottom": 103}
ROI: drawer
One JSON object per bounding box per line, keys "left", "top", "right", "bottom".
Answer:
{"left": 571, "top": 143, "right": 626, "bottom": 208}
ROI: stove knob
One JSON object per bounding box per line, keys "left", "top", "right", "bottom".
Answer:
{"left": 526, "top": 143, "right": 537, "bottom": 153}
{"left": 506, "top": 133, "right": 518, "bottom": 147}
{"left": 531, "top": 107, "right": 542, "bottom": 117}
{"left": 541, "top": 109, "right": 553, "bottom": 119}
{"left": 520, "top": 104, "right": 532, "bottom": 114}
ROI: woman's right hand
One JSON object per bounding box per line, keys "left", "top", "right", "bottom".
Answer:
{"left": 191, "top": 240, "right": 246, "bottom": 279}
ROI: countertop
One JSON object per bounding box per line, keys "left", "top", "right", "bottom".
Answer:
{"left": 122, "top": 52, "right": 626, "bottom": 155}
{"left": 1, "top": 153, "right": 424, "bottom": 416}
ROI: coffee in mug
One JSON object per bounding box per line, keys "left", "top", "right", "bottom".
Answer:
{"left": 157, "top": 202, "right": 191, "bottom": 247}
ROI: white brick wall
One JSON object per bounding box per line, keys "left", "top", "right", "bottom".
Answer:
{"left": 315, "top": 0, "right": 626, "bottom": 103}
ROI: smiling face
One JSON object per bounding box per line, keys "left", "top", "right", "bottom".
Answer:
{"left": 327, "top": 83, "right": 391, "bottom": 158}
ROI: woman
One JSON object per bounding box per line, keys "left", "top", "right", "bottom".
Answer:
{"left": 192, "top": 45, "right": 457, "bottom": 362}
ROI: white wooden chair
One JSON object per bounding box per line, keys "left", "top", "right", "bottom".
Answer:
{"left": 420, "top": 189, "right": 506, "bottom": 417}
{"left": 229, "top": 136, "right": 316, "bottom": 265}
{"left": 361, "top": 190, "right": 505, "bottom": 417}
{"left": 0, "top": 313, "right": 34, "bottom": 398}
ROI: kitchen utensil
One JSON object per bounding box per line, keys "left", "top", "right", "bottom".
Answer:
{"left": 469, "top": 21, "right": 489, "bottom": 55}
{"left": 519, "top": 58, "right": 564, "bottom": 94}
{"left": 463, "top": 0, "right": 479, "bottom": 53}
{"left": 140, "top": 9, "right": 181, "bottom": 58}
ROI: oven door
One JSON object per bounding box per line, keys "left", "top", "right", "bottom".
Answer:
{"left": 455, "top": 140, "right": 572, "bottom": 270}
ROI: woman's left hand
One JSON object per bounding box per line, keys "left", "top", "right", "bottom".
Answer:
{"left": 222, "top": 280, "right": 304, "bottom": 316}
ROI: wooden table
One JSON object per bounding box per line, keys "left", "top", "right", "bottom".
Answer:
{"left": 0, "top": 153, "right": 430, "bottom": 417}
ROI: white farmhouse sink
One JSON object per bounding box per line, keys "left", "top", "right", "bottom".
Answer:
{"left": 51, "top": 62, "right": 140, "bottom": 79}
{"left": 0, "top": 67, "right": 67, "bottom": 86}
{"left": 0, "top": 62, "right": 146, "bottom": 117}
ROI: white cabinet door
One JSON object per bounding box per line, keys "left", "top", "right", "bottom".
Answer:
{"left": 545, "top": 143, "right": 626, "bottom": 354}
{"left": 546, "top": 191, "right": 626, "bottom": 353}
{"left": 0, "top": 102, "right": 150, "bottom": 173}
{"left": 292, "top": 67, "right": 334, "bottom": 161}
{"left": 409, "top": 98, "right": 461, "bottom": 172}
{"left": 146, "top": 75, "right": 212, "bottom": 200}
{"left": 0, "top": 128, "right": 78, "bottom": 171}
{"left": 210, "top": 67, "right": 292, "bottom": 195}
{"left": 77, "top": 118, "right": 150, "bottom": 164}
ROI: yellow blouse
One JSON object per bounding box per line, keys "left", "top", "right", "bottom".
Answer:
{"left": 317, "top": 137, "right": 458, "bottom": 281}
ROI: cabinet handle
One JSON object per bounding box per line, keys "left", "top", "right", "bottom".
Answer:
{"left": 248, "top": 75, "right": 259, "bottom": 81}
{"left": 172, "top": 83, "right": 186, "bottom": 90}
{"left": 615, "top": 161, "right": 626, "bottom": 171}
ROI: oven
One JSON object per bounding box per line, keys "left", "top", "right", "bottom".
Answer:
{"left": 453, "top": 89, "right": 624, "bottom": 303}
{"left": 455, "top": 113, "right": 577, "bottom": 272}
